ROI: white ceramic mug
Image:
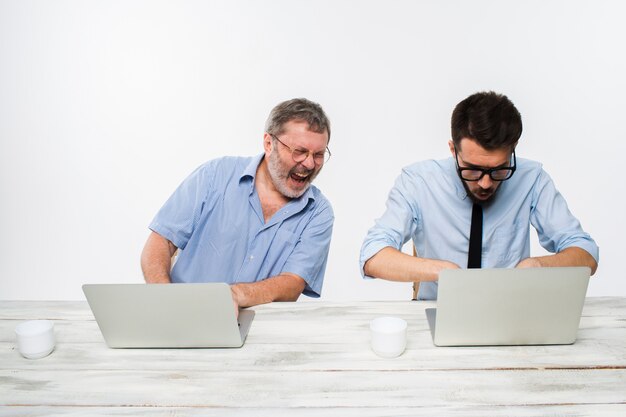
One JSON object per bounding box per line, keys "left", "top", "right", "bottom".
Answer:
{"left": 15, "top": 320, "right": 56, "bottom": 359}
{"left": 370, "top": 316, "right": 407, "bottom": 358}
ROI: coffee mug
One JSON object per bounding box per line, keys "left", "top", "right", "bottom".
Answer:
{"left": 15, "top": 320, "right": 56, "bottom": 359}
{"left": 370, "top": 316, "right": 407, "bottom": 358}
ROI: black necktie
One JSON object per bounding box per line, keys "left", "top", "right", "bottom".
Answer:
{"left": 467, "top": 203, "right": 483, "bottom": 268}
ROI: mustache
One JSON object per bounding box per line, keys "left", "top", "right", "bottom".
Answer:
{"left": 461, "top": 181, "right": 498, "bottom": 204}
{"left": 289, "top": 166, "right": 315, "bottom": 177}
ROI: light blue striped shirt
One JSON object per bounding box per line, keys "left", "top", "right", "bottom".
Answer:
{"left": 360, "top": 157, "right": 599, "bottom": 300}
{"left": 150, "top": 154, "right": 334, "bottom": 297}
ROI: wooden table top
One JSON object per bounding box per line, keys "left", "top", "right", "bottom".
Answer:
{"left": 1, "top": 298, "right": 625, "bottom": 416}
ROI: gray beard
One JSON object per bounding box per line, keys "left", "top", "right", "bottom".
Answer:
{"left": 267, "top": 149, "right": 316, "bottom": 199}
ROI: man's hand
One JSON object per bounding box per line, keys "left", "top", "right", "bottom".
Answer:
{"left": 516, "top": 248, "right": 598, "bottom": 274}
{"left": 516, "top": 257, "right": 542, "bottom": 268}
{"left": 230, "top": 285, "right": 242, "bottom": 318}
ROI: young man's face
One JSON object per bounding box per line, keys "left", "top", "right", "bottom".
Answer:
{"left": 449, "top": 138, "right": 514, "bottom": 203}
{"left": 264, "top": 120, "right": 329, "bottom": 199}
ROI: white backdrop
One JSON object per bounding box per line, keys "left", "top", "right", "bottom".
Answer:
{"left": 1, "top": 0, "right": 624, "bottom": 300}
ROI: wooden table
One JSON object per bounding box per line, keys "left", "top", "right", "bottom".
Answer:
{"left": 1, "top": 298, "right": 625, "bottom": 416}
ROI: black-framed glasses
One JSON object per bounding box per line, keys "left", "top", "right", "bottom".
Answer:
{"left": 270, "top": 134, "right": 331, "bottom": 165}
{"left": 454, "top": 147, "right": 516, "bottom": 181}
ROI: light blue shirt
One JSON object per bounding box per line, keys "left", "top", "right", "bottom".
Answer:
{"left": 360, "top": 157, "right": 599, "bottom": 300}
{"left": 150, "top": 154, "right": 334, "bottom": 297}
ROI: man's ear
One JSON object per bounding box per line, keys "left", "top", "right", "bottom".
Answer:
{"left": 448, "top": 140, "right": 456, "bottom": 156}
{"left": 263, "top": 133, "right": 273, "bottom": 154}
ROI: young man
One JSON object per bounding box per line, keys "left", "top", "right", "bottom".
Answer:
{"left": 142, "top": 98, "right": 334, "bottom": 309}
{"left": 360, "top": 91, "right": 598, "bottom": 300}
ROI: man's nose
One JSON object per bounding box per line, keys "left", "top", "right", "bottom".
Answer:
{"left": 300, "top": 152, "right": 316, "bottom": 169}
{"left": 478, "top": 174, "right": 493, "bottom": 189}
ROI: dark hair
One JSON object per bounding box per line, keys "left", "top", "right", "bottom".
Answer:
{"left": 451, "top": 91, "right": 522, "bottom": 150}
{"left": 265, "top": 98, "right": 331, "bottom": 141}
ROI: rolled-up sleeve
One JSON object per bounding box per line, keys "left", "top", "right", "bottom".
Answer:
{"left": 359, "top": 170, "right": 420, "bottom": 278}
{"left": 530, "top": 169, "right": 599, "bottom": 262}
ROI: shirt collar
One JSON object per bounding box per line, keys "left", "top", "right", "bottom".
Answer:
{"left": 240, "top": 153, "right": 265, "bottom": 182}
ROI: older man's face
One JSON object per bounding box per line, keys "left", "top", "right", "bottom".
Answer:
{"left": 264, "top": 120, "right": 329, "bottom": 199}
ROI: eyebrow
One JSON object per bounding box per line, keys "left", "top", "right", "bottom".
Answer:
{"left": 295, "top": 144, "right": 327, "bottom": 154}
{"left": 463, "top": 160, "right": 510, "bottom": 170}
{"left": 276, "top": 135, "right": 327, "bottom": 154}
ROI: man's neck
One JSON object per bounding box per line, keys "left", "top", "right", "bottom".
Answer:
{"left": 255, "top": 159, "right": 290, "bottom": 222}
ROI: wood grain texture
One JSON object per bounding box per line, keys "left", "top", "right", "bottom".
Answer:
{"left": 1, "top": 298, "right": 625, "bottom": 416}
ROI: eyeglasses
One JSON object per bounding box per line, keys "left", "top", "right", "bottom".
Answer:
{"left": 454, "top": 147, "right": 516, "bottom": 181}
{"left": 270, "top": 134, "right": 331, "bottom": 165}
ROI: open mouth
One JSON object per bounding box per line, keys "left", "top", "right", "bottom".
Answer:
{"left": 290, "top": 171, "right": 310, "bottom": 184}
{"left": 474, "top": 188, "right": 496, "bottom": 200}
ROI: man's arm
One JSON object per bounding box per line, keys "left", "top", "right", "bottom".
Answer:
{"left": 140, "top": 231, "right": 179, "bottom": 283}
{"left": 364, "top": 247, "right": 460, "bottom": 282}
{"left": 516, "top": 247, "right": 598, "bottom": 274}
{"left": 230, "top": 273, "right": 306, "bottom": 309}
{"left": 525, "top": 168, "right": 599, "bottom": 275}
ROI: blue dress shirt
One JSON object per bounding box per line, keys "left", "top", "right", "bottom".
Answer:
{"left": 360, "top": 157, "right": 599, "bottom": 300}
{"left": 150, "top": 154, "right": 334, "bottom": 297}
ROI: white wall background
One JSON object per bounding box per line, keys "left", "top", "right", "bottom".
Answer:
{"left": 1, "top": 0, "right": 624, "bottom": 300}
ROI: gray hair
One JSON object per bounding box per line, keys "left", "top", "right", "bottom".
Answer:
{"left": 265, "top": 98, "right": 331, "bottom": 141}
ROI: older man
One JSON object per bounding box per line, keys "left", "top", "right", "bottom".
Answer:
{"left": 141, "top": 98, "right": 334, "bottom": 309}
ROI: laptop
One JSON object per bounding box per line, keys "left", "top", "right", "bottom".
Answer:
{"left": 82, "top": 283, "right": 254, "bottom": 348}
{"left": 425, "top": 267, "right": 591, "bottom": 346}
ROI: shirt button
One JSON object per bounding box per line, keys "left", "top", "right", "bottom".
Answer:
{"left": 249, "top": 255, "right": 254, "bottom": 260}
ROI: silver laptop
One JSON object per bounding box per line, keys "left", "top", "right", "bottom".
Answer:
{"left": 425, "top": 267, "right": 590, "bottom": 346}
{"left": 83, "top": 283, "right": 254, "bottom": 348}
